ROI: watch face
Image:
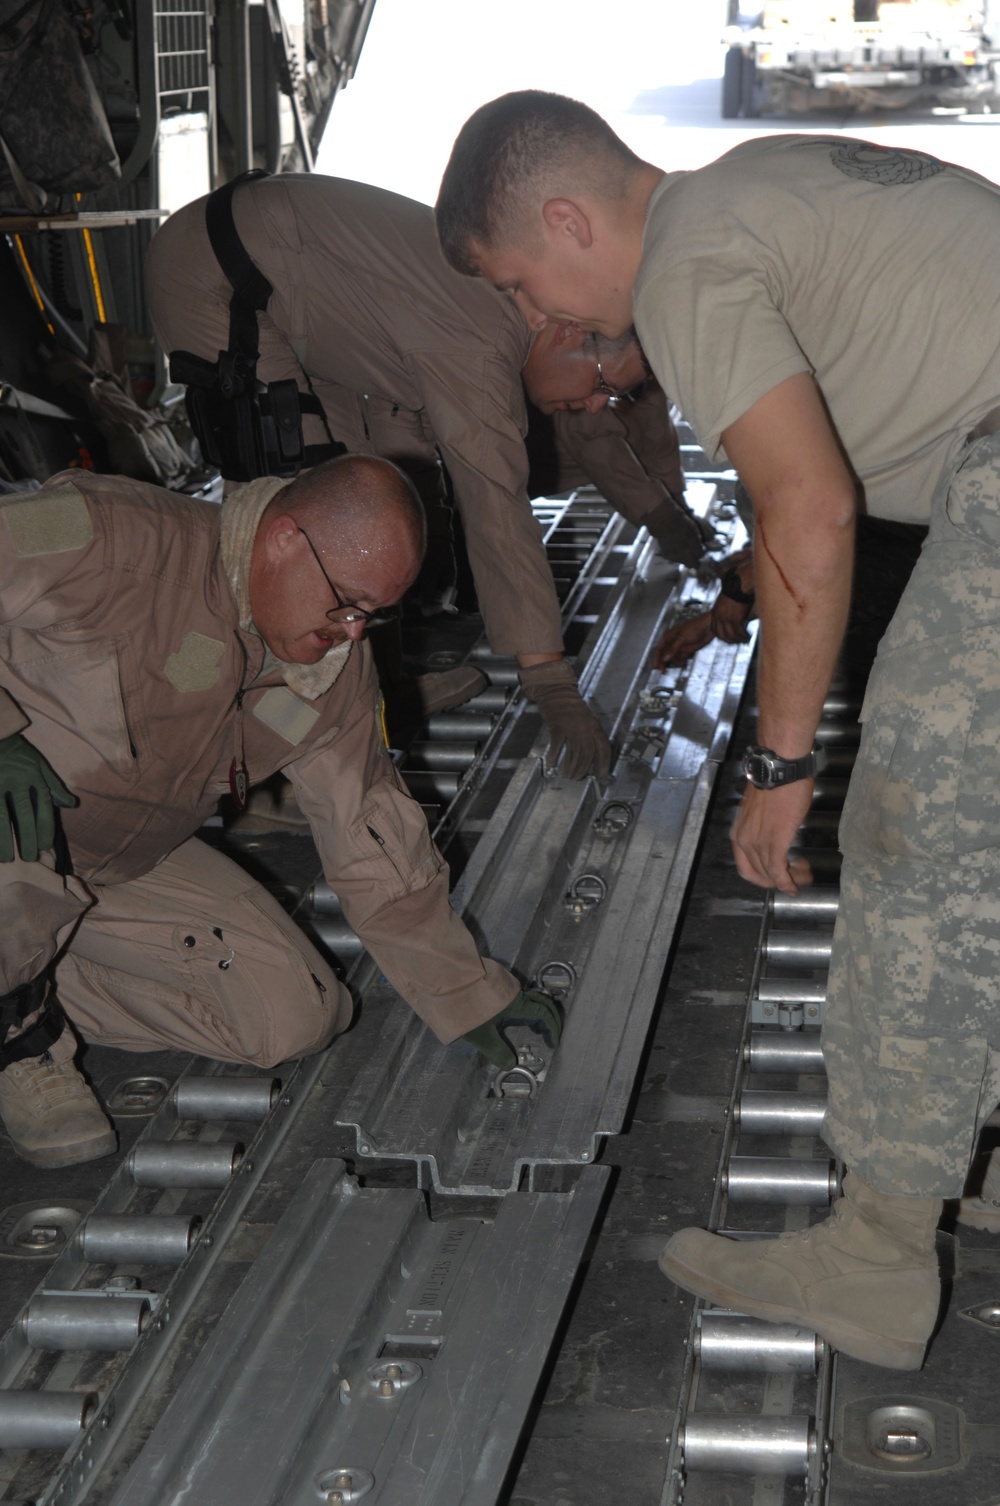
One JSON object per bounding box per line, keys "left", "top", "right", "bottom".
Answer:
{"left": 743, "top": 746, "right": 822, "bottom": 788}
{"left": 743, "top": 749, "right": 775, "bottom": 788}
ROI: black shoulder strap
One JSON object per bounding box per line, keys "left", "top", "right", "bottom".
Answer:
{"left": 205, "top": 169, "right": 273, "bottom": 365}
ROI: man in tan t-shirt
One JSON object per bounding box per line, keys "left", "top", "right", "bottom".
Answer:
{"left": 146, "top": 174, "right": 611, "bottom": 780}
{"left": 435, "top": 90, "right": 1000, "bottom": 1373}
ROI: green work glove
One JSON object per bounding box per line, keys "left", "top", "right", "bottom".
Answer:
{"left": 0, "top": 733, "right": 77, "bottom": 863}
{"left": 463, "top": 989, "right": 563, "bottom": 1070}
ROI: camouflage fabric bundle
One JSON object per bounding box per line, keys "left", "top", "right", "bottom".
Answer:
{"left": 0, "top": 0, "right": 120, "bottom": 211}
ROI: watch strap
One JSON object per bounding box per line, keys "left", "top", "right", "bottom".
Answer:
{"left": 719, "top": 566, "right": 755, "bottom": 606}
{"left": 743, "top": 743, "right": 826, "bottom": 789}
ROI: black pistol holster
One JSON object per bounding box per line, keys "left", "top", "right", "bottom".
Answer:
{"left": 169, "top": 170, "right": 345, "bottom": 482}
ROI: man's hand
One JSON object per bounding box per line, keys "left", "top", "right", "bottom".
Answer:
{"left": 462, "top": 988, "right": 563, "bottom": 1070}
{"left": 653, "top": 611, "right": 715, "bottom": 669}
{"left": 518, "top": 658, "right": 612, "bottom": 779}
{"left": 710, "top": 593, "right": 754, "bottom": 645}
{"left": 730, "top": 782, "right": 815, "bottom": 896}
{"left": 0, "top": 733, "right": 77, "bottom": 863}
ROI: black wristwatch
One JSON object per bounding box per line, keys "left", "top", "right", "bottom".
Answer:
{"left": 742, "top": 743, "right": 826, "bottom": 789}
{"left": 718, "top": 566, "right": 755, "bottom": 606}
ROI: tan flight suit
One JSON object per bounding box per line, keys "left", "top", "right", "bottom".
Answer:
{"left": 145, "top": 174, "right": 562, "bottom": 659}
{"left": 0, "top": 472, "right": 517, "bottom": 1065}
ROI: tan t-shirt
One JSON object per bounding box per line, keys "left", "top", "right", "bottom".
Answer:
{"left": 634, "top": 136, "right": 1000, "bottom": 523}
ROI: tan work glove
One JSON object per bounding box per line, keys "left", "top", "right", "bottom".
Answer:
{"left": 642, "top": 494, "right": 716, "bottom": 569}
{"left": 518, "top": 658, "right": 612, "bottom": 780}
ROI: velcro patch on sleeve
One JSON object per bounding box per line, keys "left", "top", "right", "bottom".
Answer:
{"left": 2, "top": 486, "right": 94, "bottom": 556}
{"left": 252, "top": 685, "right": 321, "bottom": 745}
{"left": 164, "top": 632, "right": 226, "bottom": 692}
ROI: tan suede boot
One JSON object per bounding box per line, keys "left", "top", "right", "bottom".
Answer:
{"left": 957, "top": 1147, "right": 1000, "bottom": 1233}
{"left": 0, "top": 1026, "right": 117, "bottom": 1168}
{"left": 659, "top": 1174, "right": 942, "bottom": 1370}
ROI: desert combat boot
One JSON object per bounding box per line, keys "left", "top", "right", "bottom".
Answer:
{"left": 659, "top": 1173, "right": 942, "bottom": 1370}
{"left": 0, "top": 1026, "right": 117, "bottom": 1169}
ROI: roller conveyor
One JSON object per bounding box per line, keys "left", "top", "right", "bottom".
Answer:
{"left": 658, "top": 513, "right": 1000, "bottom": 1505}
{"left": 4, "top": 451, "right": 990, "bottom": 1505}
{"left": 0, "top": 474, "right": 756, "bottom": 1506}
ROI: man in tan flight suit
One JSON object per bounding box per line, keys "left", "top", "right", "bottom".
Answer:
{"left": 0, "top": 455, "right": 558, "bottom": 1168}
{"left": 146, "top": 174, "right": 613, "bottom": 780}
{"left": 522, "top": 323, "right": 713, "bottom": 569}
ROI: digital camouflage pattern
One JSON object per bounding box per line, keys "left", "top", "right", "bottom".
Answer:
{"left": 0, "top": 0, "right": 120, "bottom": 211}
{"left": 823, "top": 430, "right": 1000, "bottom": 1197}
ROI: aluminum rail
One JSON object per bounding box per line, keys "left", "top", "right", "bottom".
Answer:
{"left": 108, "top": 1159, "right": 610, "bottom": 1506}
{"left": 335, "top": 536, "right": 754, "bottom": 1194}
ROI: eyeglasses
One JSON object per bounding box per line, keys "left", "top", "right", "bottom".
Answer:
{"left": 299, "top": 527, "right": 397, "bottom": 626}
{"left": 594, "top": 359, "right": 619, "bottom": 398}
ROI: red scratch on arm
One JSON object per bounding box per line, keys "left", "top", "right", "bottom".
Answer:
{"left": 757, "top": 518, "right": 806, "bottom": 613}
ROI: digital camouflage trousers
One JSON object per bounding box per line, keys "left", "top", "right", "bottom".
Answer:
{"left": 823, "top": 428, "right": 1000, "bottom": 1197}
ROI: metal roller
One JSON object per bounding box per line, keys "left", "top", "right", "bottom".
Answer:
{"left": 0, "top": 1390, "right": 99, "bottom": 1450}
{"left": 724, "top": 1157, "right": 838, "bottom": 1205}
{"left": 679, "top": 1414, "right": 817, "bottom": 1475}
{"left": 129, "top": 1141, "right": 244, "bottom": 1188}
{"left": 172, "top": 1076, "right": 281, "bottom": 1122}
{"left": 746, "top": 1031, "right": 826, "bottom": 1075}
{"left": 814, "top": 721, "right": 860, "bottom": 747}
{"left": 797, "top": 809, "right": 841, "bottom": 833}
{"left": 764, "top": 930, "right": 833, "bottom": 968}
{"left": 813, "top": 746, "right": 856, "bottom": 776}
{"left": 424, "top": 713, "right": 495, "bottom": 740}
{"left": 466, "top": 688, "right": 510, "bottom": 714}
{"left": 736, "top": 1091, "right": 828, "bottom": 1137}
{"left": 467, "top": 649, "right": 519, "bottom": 686}
{"left": 757, "top": 980, "right": 826, "bottom": 1009}
{"left": 821, "top": 692, "right": 861, "bottom": 720}
{"left": 477, "top": 665, "right": 519, "bottom": 687}
{"left": 405, "top": 741, "right": 479, "bottom": 772}
{"left": 309, "top": 880, "right": 342, "bottom": 916}
{"left": 809, "top": 779, "right": 851, "bottom": 809}
{"left": 80, "top": 1215, "right": 200, "bottom": 1266}
{"left": 772, "top": 888, "right": 840, "bottom": 923}
{"left": 310, "top": 916, "right": 364, "bottom": 956}
{"left": 401, "top": 769, "right": 461, "bottom": 802}
{"left": 696, "top": 1312, "right": 823, "bottom": 1373}
{"left": 25, "top": 1293, "right": 151, "bottom": 1351}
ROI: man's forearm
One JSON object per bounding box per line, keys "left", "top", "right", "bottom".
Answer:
{"left": 753, "top": 501, "right": 854, "bottom": 757}
{"left": 721, "top": 373, "right": 857, "bottom": 757}
{"left": 720, "top": 373, "right": 858, "bottom": 893}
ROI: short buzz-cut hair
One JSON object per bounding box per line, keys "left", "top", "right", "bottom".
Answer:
{"left": 436, "top": 89, "right": 645, "bottom": 275}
